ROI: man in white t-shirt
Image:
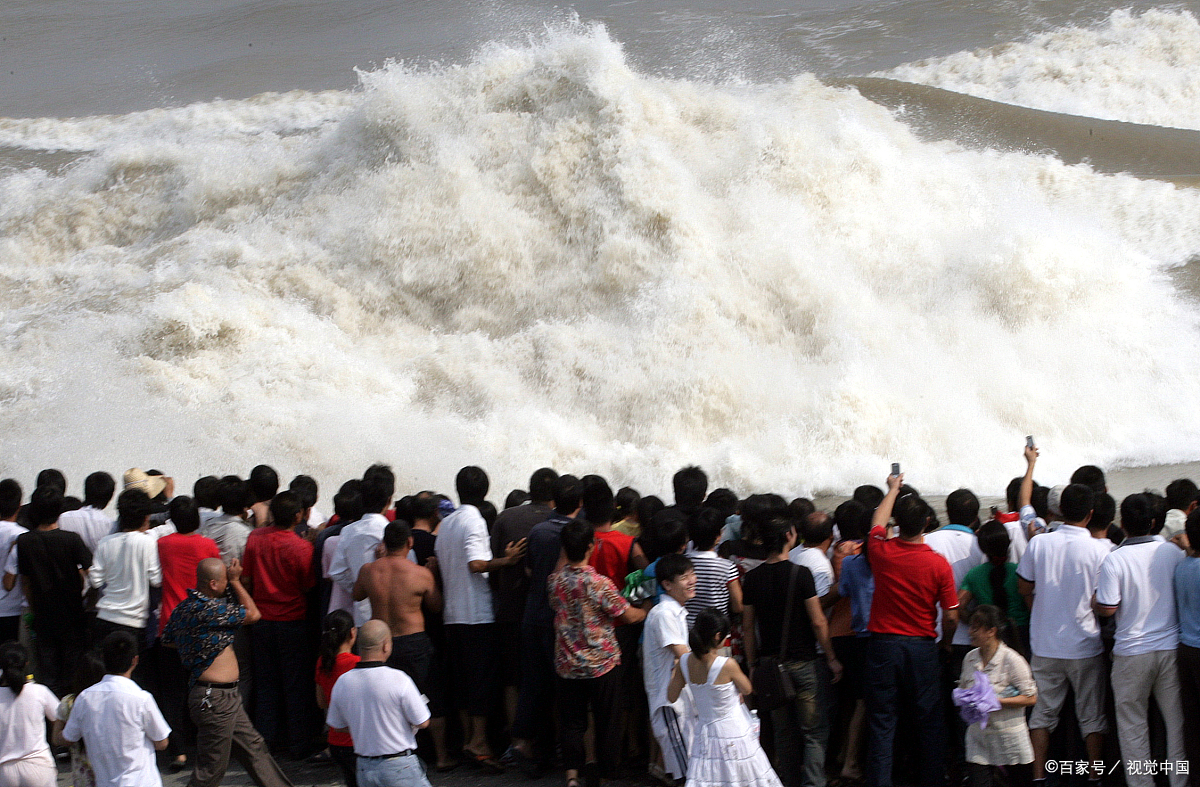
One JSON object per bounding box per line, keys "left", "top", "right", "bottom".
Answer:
{"left": 330, "top": 468, "right": 395, "bottom": 626}
{"left": 1016, "top": 483, "right": 1112, "bottom": 783}
{"left": 59, "top": 472, "right": 117, "bottom": 553}
{"left": 642, "top": 553, "right": 697, "bottom": 783}
{"left": 789, "top": 512, "right": 836, "bottom": 601}
{"left": 1094, "top": 493, "right": 1188, "bottom": 787}
{"left": 89, "top": 489, "right": 162, "bottom": 646}
{"left": 327, "top": 619, "right": 431, "bottom": 787}
{"left": 433, "top": 466, "right": 525, "bottom": 768}
{"left": 59, "top": 631, "right": 170, "bottom": 787}
{"left": 0, "top": 479, "right": 25, "bottom": 644}
{"left": 925, "top": 489, "right": 980, "bottom": 651}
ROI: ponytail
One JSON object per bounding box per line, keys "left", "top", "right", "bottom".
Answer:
{"left": 319, "top": 610, "right": 355, "bottom": 673}
{"left": 0, "top": 642, "right": 28, "bottom": 697}
{"left": 688, "top": 608, "right": 731, "bottom": 656}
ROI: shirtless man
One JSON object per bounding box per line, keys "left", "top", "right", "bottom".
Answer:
{"left": 354, "top": 521, "right": 453, "bottom": 770}
{"left": 163, "top": 558, "right": 293, "bottom": 787}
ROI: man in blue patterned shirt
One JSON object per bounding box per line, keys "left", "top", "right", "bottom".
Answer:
{"left": 163, "top": 558, "right": 293, "bottom": 787}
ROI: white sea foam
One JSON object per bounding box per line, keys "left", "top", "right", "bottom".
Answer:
{"left": 3, "top": 23, "right": 1200, "bottom": 497}
{"left": 884, "top": 8, "right": 1200, "bottom": 130}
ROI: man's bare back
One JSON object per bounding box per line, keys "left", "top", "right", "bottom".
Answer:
{"left": 354, "top": 554, "right": 442, "bottom": 638}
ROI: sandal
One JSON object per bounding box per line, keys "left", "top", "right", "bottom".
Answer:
{"left": 463, "top": 750, "right": 505, "bottom": 773}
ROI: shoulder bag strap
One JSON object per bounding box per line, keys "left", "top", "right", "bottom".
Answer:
{"left": 778, "top": 562, "right": 799, "bottom": 658}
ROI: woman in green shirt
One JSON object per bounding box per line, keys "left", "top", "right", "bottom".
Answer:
{"left": 959, "top": 521, "right": 1030, "bottom": 658}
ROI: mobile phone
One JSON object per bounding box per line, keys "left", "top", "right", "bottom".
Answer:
{"left": 1026, "top": 435, "right": 1035, "bottom": 449}
{"left": 891, "top": 462, "right": 900, "bottom": 477}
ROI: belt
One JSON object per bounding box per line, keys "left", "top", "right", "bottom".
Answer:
{"left": 195, "top": 680, "right": 239, "bottom": 689}
{"left": 360, "top": 750, "right": 415, "bottom": 760}
{"left": 870, "top": 633, "right": 935, "bottom": 642}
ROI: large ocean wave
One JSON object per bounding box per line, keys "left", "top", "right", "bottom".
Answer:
{"left": 3, "top": 20, "right": 1200, "bottom": 496}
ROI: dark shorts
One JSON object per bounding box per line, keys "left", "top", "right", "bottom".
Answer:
{"left": 386, "top": 631, "right": 446, "bottom": 718}
{"left": 443, "top": 623, "right": 497, "bottom": 716}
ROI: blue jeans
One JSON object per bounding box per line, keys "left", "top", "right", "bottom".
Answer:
{"left": 865, "top": 635, "right": 946, "bottom": 787}
{"left": 357, "top": 754, "right": 431, "bottom": 787}
{"left": 771, "top": 658, "right": 832, "bottom": 787}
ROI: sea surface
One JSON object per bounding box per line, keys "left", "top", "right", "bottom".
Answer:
{"left": 3, "top": 0, "right": 1200, "bottom": 498}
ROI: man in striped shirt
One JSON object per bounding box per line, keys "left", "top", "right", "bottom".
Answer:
{"left": 684, "top": 508, "right": 742, "bottom": 627}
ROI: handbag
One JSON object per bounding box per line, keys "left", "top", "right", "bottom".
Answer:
{"left": 751, "top": 562, "right": 800, "bottom": 711}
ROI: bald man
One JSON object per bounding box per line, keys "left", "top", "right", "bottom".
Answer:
{"left": 327, "top": 619, "right": 433, "bottom": 787}
{"left": 163, "top": 558, "right": 293, "bottom": 787}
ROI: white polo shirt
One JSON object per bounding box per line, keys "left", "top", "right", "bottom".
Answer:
{"left": 0, "top": 681, "right": 58, "bottom": 766}
{"left": 89, "top": 530, "right": 163, "bottom": 629}
{"left": 643, "top": 594, "right": 690, "bottom": 712}
{"left": 926, "top": 526, "right": 978, "bottom": 646}
{"left": 327, "top": 664, "right": 430, "bottom": 756}
{"left": 329, "top": 513, "right": 389, "bottom": 626}
{"left": 1095, "top": 536, "right": 1185, "bottom": 657}
{"left": 434, "top": 505, "right": 494, "bottom": 626}
{"left": 62, "top": 674, "right": 171, "bottom": 787}
{"left": 788, "top": 546, "right": 835, "bottom": 598}
{"left": 0, "top": 520, "right": 26, "bottom": 617}
{"left": 59, "top": 506, "right": 115, "bottom": 553}
{"left": 1017, "top": 525, "right": 1112, "bottom": 660}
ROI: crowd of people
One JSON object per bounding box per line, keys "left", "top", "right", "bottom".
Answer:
{"left": 0, "top": 444, "right": 1198, "bottom": 787}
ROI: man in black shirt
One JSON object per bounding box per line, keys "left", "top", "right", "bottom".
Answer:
{"left": 743, "top": 517, "right": 842, "bottom": 787}
{"left": 4, "top": 485, "right": 92, "bottom": 694}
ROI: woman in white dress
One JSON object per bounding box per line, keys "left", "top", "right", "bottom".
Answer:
{"left": 958, "top": 605, "right": 1037, "bottom": 787}
{"left": 0, "top": 643, "right": 59, "bottom": 787}
{"left": 668, "top": 609, "right": 783, "bottom": 787}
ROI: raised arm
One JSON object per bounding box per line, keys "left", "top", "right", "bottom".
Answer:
{"left": 1019, "top": 445, "right": 1038, "bottom": 510}
{"left": 871, "top": 474, "right": 904, "bottom": 532}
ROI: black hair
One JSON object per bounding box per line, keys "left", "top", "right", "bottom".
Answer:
{"left": 759, "top": 517, "right": 795, "bottom": 555}
{"left": 0, "top": 642, "right": 28, "bottom": 697}
{"left": 383, "top": 520, "right": 413, "bottom": 551}
{"left": 82, "top": 472, "right": 116, "bottom": 509}
{"left": 893, "top": 494, "right": 931, "bottom": 539}
{"left": 801, "top": 513, "right": 835, "bottom": 545}
{"left": 269, "top": 490, "right": 304, "bottom": 530}
{"left": 1120, "top": 493, "right": 1156, "bottom": 538}
{"left": 333, "top": 487, "right": 365, "bottom": 524}
{"left": 116, "top": 488, "right": 153, "bottom": 531}
{"left": 1186, "top": 508, "right": 1200, "bottom": 556}
{"left": 169, "top": 496, "right": 201, "bottom": 534}
{"left": 218, "top": 476, "right": 251, "bottom": 516}
{"left": 504, "top": 489, "right": 529, "bottom": 510}
{"left": 455, "top": 466, "right": 489, "bottom": 506}
{"left": 363, "top": 464, "right": 394, "bottom": 485}
{"left": 410, "top": 495, "right": 439, "bottom": 523}
{"left": 852, "top": 485, "right": 885, "bottom": 512}
{"left": 1070, "top": 465, "right": 1106, "bottom": 494}
{"left": 1145, "top": 491, "right": 1168, "bottom": 535}
{"left": 289, "top": 475, "right": 319, "bottom": 510}
{"left": 1005, "top": 477, "right": 1024, "bottom": 512}
{"left": 581, "top": 475, "right": 615, "bottom": 525}
{"left": 249, "top": 465, "right": 279, "bottom": 503}
{"left": 635, "top": 495, "right": 664, "bottom": 530}
{"left": 62, "top": 496, "right": 84, "bottom": 513}
{"left": 834, "top": 500, "right": 869, "bottom": 542}
{"left": 688, "top": 507, "right": 725, "bottom": 552}
{"left": 554, "top": 474, "right": 583, "bottom": 515}
{"left": 27, "top": 485, "right": 63, "bottom": 527}
{"left": 614, "top": 487, "right": 641, "bottom": 523}
{"left": 945, "top": 489, "right": 980, "bottom": 528}
{"left": 1060, "top": 483, "right": 1095, "bottom": 524}
{"left": 528, "top": 468, "right": 560, "bottom": 504}
{"left": 0, "top": 479, "right": 21, "bottom": 520}
{"left": 788, "top": 498, "right": 816, "bottom": 522}
{"left": 361, "top": 471, "right": 395, "bottom": 514}
{"left": 704, "top": 488, "right": 738, "bottom": 520}
{"left": 100, "top": 631, "right": 138, "bottom": 675}
{"left": 672, "top": 466, "right": 707, "bottom": 511}
{"left": 740, "top": 494, "right": 788, "bottom": 543}
{"left": 560, "top": 519, "right": 595, "bottom": 563}
{"left": 1166, "top": 479, "right": 1198, "bottom": 511}
{"left": 36, "top": 469, "right": 66, "bottom": 493}
{"left": 479, "top": 501, "right": 498, "bottom": 532}
{"left": 969, "top": 604, "right": 1005, "bottom": 633}
{"left": 1030, "top": 485, "right": 1050, "bottom": 521}
{"left": 656, "top": 552, "right": 694, "bottom": 587}
{"left": 644, "top": 513, "right": 689, "bottom": 562}
{"left": 1092, "top": 493, "right": 1116, "bottom": 532}
{"left": 318, "top": 609, "right": 355, "bottom": 673}
{"left": 193, "top": 476, "right": 220, "bottom": 510}
{"left": 688, "top": 608, "right": 731, "bottom": 655}
{"left": 975, "top": 520, "right": 1012, "bottom": 614}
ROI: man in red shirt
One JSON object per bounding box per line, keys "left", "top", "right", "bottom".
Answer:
{"left": 864, "top": 473, "right": 959, "bottom": 787}
{"left": 241, "top": 491, "right": 316, "bottom": 759}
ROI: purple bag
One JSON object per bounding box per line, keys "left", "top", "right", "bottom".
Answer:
{"left": 952, "top": 669, "right": 1002, "bottom": 728}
